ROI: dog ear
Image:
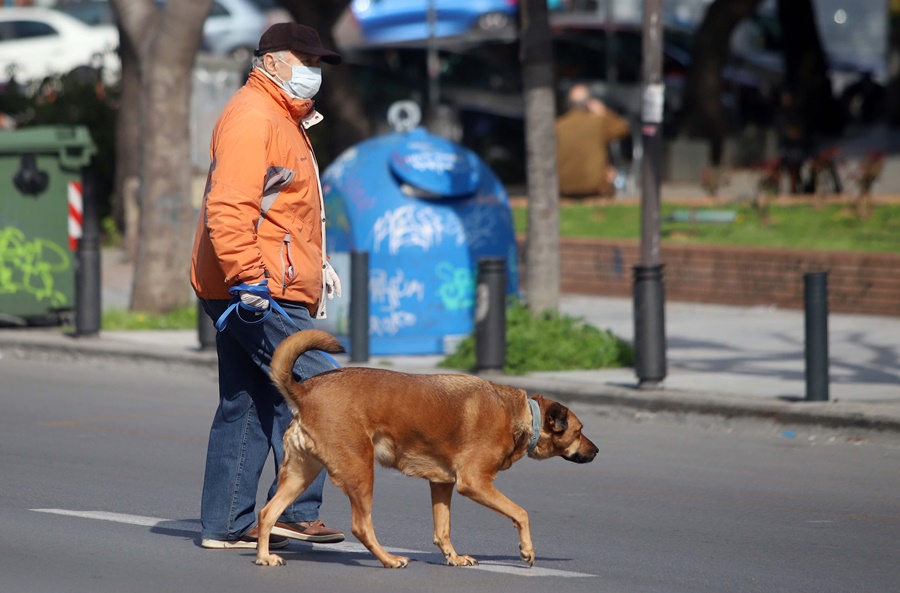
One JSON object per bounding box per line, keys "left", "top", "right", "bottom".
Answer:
{"left": 545, "top": 402, "right": 569, "bottom": 433}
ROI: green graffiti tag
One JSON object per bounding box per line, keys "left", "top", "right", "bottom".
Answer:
{"left": 436, "top": 262, "right": 474, "bottom": 311}
{"left": 0, "top": 227, "right": 70, "bottom": 307}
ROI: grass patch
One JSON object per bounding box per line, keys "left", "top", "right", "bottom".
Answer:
{"left": 102, "top": 306, "right": 197, "bottom": 330}
{"left": 512, "top": 203, "right": 900, "bottom": 253}
{"left": 439, "top": 299, "right": 633, "bottom": 375}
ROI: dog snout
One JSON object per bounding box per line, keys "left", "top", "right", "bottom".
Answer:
{"left": 564, "top": 438, "right": 598, "bottom": 464}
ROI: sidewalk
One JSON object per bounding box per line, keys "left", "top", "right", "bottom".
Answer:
{"left": 1, "top": 249, "right": 899, "bottom": 434}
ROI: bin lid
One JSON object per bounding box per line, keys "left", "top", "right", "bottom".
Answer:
{"left": 389, "top": 129, "right": 480, "bottom": 198}
{"left": 0, "top": 126, "right": 96, "bottom": 170}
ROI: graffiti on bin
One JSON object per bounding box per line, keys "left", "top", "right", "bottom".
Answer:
{"left": 398, "top": 147, "right": 461, "bottom": 174}
{"left": 370, "top": 310, "right": 418, "bottom": 336}
{"left": 373, "top": 205, "right": 465, "bottom": 255}
{"left": 370, "top": 267, "right": 424, "bottom": 336}
{"left": 0, "top": 227, "right": 69, "bottom": 306}
{"left": 435, "top": 262, "right": 473, "bottom": 311}
{"left": 457, "top": 206, "right": 505, "bottom": 251}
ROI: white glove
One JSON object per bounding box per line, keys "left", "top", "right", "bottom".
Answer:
{"left": 238, "top": 283, "right": 270, "bottom": 310}
{"left": 324, "top": 261, "right": 342, "bottom": 300}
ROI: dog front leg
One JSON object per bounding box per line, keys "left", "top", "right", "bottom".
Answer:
{"left": 456, "top": 476, "right": 535, "bottom": 566}
{"left": 430, "top": 481, "right": 477, "bottom": 566}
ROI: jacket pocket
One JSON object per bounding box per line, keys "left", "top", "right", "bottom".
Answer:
{"left": 279, "top": 233, "right": 296, "bottom": 291}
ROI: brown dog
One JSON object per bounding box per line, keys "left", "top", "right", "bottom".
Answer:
{"left": 255, "top": 329, "right": 598, "bottom": 569}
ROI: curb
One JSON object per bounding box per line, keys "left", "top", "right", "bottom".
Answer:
{"left": 3, "top": 332, "right": 899, "bottom": 435}
{"left": 485, "top": 375, "right": 900, "bottom": 434}
{"left": 0, "top": 331, "right": 217, "bottom": 370}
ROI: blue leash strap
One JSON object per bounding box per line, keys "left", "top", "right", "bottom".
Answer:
{"left": 213, "top": 280, "right": 342, "bottom": 370}
{"left": 214, "top": 280, "right": 297, "bottom": 332}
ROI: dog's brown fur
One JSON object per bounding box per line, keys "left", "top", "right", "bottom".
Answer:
{"left": 255, "top": 330, "right": 598, "bottom": 569}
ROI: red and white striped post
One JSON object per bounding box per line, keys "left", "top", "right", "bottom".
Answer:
{"left": 67, "top": 180, "right": 83, "bottom": 251}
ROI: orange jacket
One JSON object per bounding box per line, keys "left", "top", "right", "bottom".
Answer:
{"left": 191, "top": 69, "right": 329, "bottom": 319}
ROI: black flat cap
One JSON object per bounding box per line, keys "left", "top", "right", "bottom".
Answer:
{"left": 254, "top": 22, "right": 342, "bottom": 65}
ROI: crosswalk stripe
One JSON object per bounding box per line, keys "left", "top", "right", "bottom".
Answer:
{"left": 30, "top": 508, "right": 597, "bottom": 578}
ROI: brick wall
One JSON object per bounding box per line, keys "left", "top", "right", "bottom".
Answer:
{"left": 519, "top": 238, "right": 900, "bottom": 316}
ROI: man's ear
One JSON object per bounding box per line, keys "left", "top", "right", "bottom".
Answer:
{"left": 262, "top": 54, "right": 278, "bottom": 76}
{"left": 544, "top": 402, "right": 569, "bottom": 434}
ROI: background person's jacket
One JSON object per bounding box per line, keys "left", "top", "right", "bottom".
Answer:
{"left": 191, "top": 68, "right": 330, "bottom": 319}
{"left": 555, "top": 107, "right": 630, "bottom": 197}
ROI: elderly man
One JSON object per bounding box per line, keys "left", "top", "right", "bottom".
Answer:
{"left": 191, "top": 22, "right": 345, "bottom": 550}
{"left": 555, "top": 84, "right": 631, "bottom": 197}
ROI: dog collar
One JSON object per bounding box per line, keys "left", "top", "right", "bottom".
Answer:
{"left": 527, "top": 399, "right": 541, "bottom": 453}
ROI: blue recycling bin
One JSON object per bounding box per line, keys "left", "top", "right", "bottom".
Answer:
{"left": 321, "top": 127, "right": 519, "bottom": 355}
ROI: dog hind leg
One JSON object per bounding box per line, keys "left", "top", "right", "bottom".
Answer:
{"left": 430, "top": 481, "right": 477, "bottom": 566}
{"left": 255, "top": 452, "right": 324, "bottom": 567}
{"left": 456, "top": 473, "right": 535, "bottom": 566}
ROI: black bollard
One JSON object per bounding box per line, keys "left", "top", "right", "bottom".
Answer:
{"left": 197, "top": 299, "right": 216, "bottom": 351}
{"left": 350, "top": 251, "right": 370, "bottom": 363}
{"left": 633, "top": 264, "right": 667, "bottom": 388}
{"left": 75, "top": 168, "right": 101, "bottom": 337}
{"left": 475, "top": 257, "right": 506, "bottom": 373}
{"left": 804, "top": 272, "right": 830, "bottom": 402}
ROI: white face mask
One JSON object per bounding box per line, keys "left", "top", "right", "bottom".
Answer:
{"left": 273, "top": 57, "right": 322, "bottom": 100}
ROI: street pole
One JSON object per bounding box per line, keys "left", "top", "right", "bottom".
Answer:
{"left": 350, "top": 251, "right": 370, "bottom": 363}
{"left": 633, "top": 0, "right": 667, "bottom": 388}
{"left": 427, "top": 0, "right": 440, "bottom": 111}
{"left": 75, "top": 167, "right": 101, "bottom": 337}
{"left": 475, "top": 258, "right": 507, "bottom": 373}
{"left": 804, "top": 272, "right": 830, "bottom": 401}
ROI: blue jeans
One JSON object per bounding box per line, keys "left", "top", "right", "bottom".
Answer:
{"left": 199, "top": 298, "right": 336, "bottom": 541}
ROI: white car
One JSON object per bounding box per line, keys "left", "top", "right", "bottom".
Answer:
{"left": 0, "top": 7, "right": 119, "bottom": 86}
{"left": 57, "top": 0, "right": 292, "bottom": 64}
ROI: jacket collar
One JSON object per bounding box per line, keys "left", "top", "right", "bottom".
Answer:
{"left": 247, "top": 68, "right": 321, "bottom": 128}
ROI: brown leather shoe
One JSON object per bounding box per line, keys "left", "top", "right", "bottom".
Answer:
{"left": 272, "top": 520, "right": 345, "bottom": 543}
{"left": 201, "top": 526, "right": 288, "bottom": 549}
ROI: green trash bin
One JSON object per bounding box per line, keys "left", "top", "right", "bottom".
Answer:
{"left": 0, "top": 126, "right": 96, "bottom": 325}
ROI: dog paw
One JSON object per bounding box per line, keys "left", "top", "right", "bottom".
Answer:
{"left": 519, "top": 544, "right": 535, "bottom": 567}
{"left": 382, "top": 555, "right": 410, "bottom": 569}
{"left": 447, "top": 554, "right": 478, "bottom": 567}
{"left": 255, "top": 554, "right": 285, "bottom": 567}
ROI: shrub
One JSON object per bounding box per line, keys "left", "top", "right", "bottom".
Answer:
{"left": 439, "top": 299, "right": 633, "bottom": 375}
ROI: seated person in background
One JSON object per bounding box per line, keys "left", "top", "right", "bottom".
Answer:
{"left": 555, "top": 84, "right": 631, "bottom": 198}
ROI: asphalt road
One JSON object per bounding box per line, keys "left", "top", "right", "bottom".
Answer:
{"left": 2, "top": 354, "right": 898, "bottom": 593}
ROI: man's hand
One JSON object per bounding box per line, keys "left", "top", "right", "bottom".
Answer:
{"left": 238, "top": 283, "right": 270, "bottom": 310}
{"left": 324, "top": 261, "right": 342, "bottom": 300}
{"left": 587, "top": 98, "right": 607, "bottom": 117}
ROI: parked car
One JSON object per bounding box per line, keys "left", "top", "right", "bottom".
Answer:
{"left": 202, "top": 0, "right": 290, "bottom": 63}
{"left": 0, "top": 7, "right": 119, "bottom": 86}
{"left": 550, "top": 20, "right": 781, "bottom": 134}
{"left": 350, "top": 0, "right": 520, "bottom": 45}
{"left": 730, "top": 0, "right": 888, "bottom": 125}
{"left": 56, "top": 0, "right": 289, "bottom": 63}
{"left": 54, "top": 0, "right": 116, "bottom": 26}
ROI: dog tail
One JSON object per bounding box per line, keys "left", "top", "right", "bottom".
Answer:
{"left": 270, "top": 329, "right": 345, "bottom": 405}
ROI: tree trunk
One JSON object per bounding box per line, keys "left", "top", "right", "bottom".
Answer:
{"left": 777, "top": 0, "right": 842, "bottom": 137}
{"left": 683, "top": 0, "right": 762, "bottom": 164}
{"left": 277, "top": 0, "right": 369, "bottom": 159}
{"left": 112, "top": 0, "right": 212, "bottom": 313}
{"left": 890, "top": 1, "right": 900, "bottom": 127}
{"left": 110, "top": 2, "right": 145, "bottom": 261}
{"left": 520, "top": 0, "right": 559, "bottom": 314}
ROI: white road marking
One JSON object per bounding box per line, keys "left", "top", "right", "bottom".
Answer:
{"left": 469, "top": 561, "right": 597, "bottom": 578}
{"left": 30, "top": 509, "right": 597, "bottom": 578}
{"left": 31, "top": 509, "right": 199, "bottom": 532}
